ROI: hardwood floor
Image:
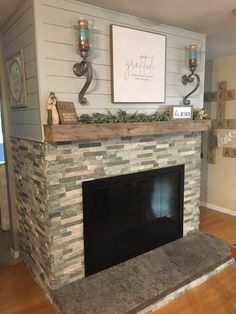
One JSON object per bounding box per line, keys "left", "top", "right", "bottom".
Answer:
{"left": 0, "top": 263, "right": 58, "bottom": 314}
{"left": 0, "top": 207, "right": 236, "bottom": 314}
{"left": 154, "top": 207, "right": 236, "bottom": 314}
{"left": 200, "top": 207, "right": 236, "bottom": 243}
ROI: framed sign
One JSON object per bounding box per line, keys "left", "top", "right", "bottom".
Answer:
{"left": 111, "top": 25, "right": 166, "bottom": 103}
{"left": 6, "top": 50, "right": 27, "bottom": 108}
{"left": 56, "top": 101, "right": 77, "bottom": 124}
{"left": 170, "top": 105, "right": 193, "bottom": 120}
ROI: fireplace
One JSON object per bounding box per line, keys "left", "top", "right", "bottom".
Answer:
{"left": 83, "top": 165, "right": 184, "bottom": 276}
{"left": 12, "top": 129, "right": 206, "bottom": 289}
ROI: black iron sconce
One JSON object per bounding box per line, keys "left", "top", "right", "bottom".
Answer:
{"left": 182, "top": 44, "right": 200, "bottom": 105}
{"left": 73, "top": 19, "right": 93, "bottom": 105}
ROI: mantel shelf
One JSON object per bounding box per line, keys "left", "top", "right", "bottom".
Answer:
{"left": 43, "top": 120, "right": 212, "bottom": 142}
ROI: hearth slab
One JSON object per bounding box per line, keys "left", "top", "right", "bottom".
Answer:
{"left": 51, "top": 231, "right": 232, "bottom": 314}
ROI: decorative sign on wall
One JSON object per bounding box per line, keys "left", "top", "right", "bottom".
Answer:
{"left": 212, "top": 119, "right": 236, "bottom": 129}
{"left": 6, "top": 49, "right": 27, "bottom": 108}
{"left": 56, "top": 101, "right": 77, "bottom": 124}
{"left": 223, "top": 147, "right": 236, "bottom": 158}
{"left": 205, "top": 80, "right": 236, "bottom": 164}
{"left": 111, "top": 25, "right": 166, "bottom": 103}
{"left": 170, "top": 105, "right": 193, "bottom": 120}
{"left": 217, "top": 130, "right": 236, "bottom": 147}
{"left": 208, "top": 130, "right": 218, "bottom": 164}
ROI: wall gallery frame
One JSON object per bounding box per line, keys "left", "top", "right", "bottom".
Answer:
{"left": 6, "top": 49, "right": 27, "bottom": 108}
{"left": 111, "top": 25, "right": 166, "bottom": 103}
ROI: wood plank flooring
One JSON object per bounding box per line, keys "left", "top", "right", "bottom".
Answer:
{"left": 0, "top": 263, "right": 58, "bottom": 314}
{"left": 0, "top": 207, "right": 236, "bottom": 314}
{"left": 200, "top": 207, "right": 236, "bottom": 243}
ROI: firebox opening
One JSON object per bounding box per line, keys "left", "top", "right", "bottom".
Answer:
{"left": 83, "top": 165, "right": 184, "bottom": 276}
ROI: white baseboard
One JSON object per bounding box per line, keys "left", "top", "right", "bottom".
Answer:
{"left": 200, "top": 202, "right": 236, "bottom": 217}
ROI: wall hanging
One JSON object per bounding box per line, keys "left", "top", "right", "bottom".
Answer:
{"left": 73, "top": 18, "right": 93, "bottom": 105}
{"left": 111, "top": 25, "right": 166, "bottom": 103}
{"left": 6, "top": 49, "right": 27, "bottom": 108}
{"left": 182, "top": 44, "right": 201, "bottom": 105}
{"left": 204, "top": 80, "right": 236, "bottom": 164}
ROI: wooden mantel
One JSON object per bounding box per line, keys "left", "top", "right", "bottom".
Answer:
{"left": 44, "top": 120, "right": 212, "bottom": 142}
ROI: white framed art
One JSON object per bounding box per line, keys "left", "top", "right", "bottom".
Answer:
{"left": 111, "top": 25, "right": 166, "bottom": 103}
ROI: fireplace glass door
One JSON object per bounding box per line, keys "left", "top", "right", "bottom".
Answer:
{"left": 83, "top": 165, "right": 184, "bottom": 276}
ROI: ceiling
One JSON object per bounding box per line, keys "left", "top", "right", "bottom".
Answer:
{"left": 1, "top": 0, "right": 236, "bottom": 60}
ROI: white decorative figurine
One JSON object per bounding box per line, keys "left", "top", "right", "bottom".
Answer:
{"left": 47, "top": 92, "right": 59, "bottom": 125}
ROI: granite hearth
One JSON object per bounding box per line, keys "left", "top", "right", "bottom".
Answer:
{"left": 52, "top": 231, "right": 233, "bottom": 314}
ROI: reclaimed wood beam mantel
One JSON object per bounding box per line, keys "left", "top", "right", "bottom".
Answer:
{"left": 44, "top": 120, "right": 212, "bottom": 142}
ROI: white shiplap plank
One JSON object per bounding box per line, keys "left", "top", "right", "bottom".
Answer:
{"left": 2, "top": 6, "right": 34, "bottom": 48}
{"left": 44, "top": 40, "right": 110, "bottom": 65}
{"left": 40, "top": 4, "right": 205, "bottom": 53}
{"left": 26, "top": 93, "right": 40, "bottom": 110}
{"left": 24, "top": 42, "right": 36, "bottom": 63}
{"left": 4, "top": 25, "right": 34, "bottom": 59}
{"left": 2, "top": 0, "right": 32, "bottom": 34}
{"left": 26, "top": 77, "right": 38, "bottom": 94}
{"left": 45, "top": 49, "right": 188, "bottom": 76}
{"left": 8, "top": 93, "right": 40, "bottom": 111}
{"left": 45, "top": 59, "right": 111, "bottom": 80}
{"left": 9, "top": 109, "right": 41, "bottom": 125}
{"left": 46, "top": 76, "right": 110, "bottom": 95}
{"left": 10, "top": 123, "right": 43, "bottom": 141}
{"left": 46, "top": 75, "right": 203, "bottom": 100}
{"left": 41, "top": 0, "right": 205, "bottom": 41}
{"left": 55, "top": 92, "right": 203, "bottom": 111}
{"left": 25, "top": 60, "right": 37, "bottom": 79}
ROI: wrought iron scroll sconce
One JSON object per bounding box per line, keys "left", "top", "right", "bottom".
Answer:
{"left": 182, "top": 44, "right": 200, "bottom": 105}
{"left": 73, "top": 19, "right": 93, "bottom": 105}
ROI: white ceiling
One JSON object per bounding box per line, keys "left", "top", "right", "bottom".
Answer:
{"left": 1, "top": 0, "right": 236, "bottom": 60}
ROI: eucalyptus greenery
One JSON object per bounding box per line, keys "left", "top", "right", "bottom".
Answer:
{"left": 78, "top": 109, "right": 170, "bottom": 124}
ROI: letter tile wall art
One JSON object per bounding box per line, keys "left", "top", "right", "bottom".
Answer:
{"left": 204, "top": 81, "right": 236, "bottom": 163}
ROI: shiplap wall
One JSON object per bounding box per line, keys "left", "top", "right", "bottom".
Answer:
{"left": 35, "top": 0, "right": 206, "bottom": 129}
{"left": 1, "top": 0, "right": 43, "bottom": 141}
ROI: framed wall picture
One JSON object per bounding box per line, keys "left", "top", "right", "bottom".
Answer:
{"left": 6, "top": 50, "right": 27, "bottom": 108}
{"left": 111, "top": 25, "right": 166, "bottom": 103}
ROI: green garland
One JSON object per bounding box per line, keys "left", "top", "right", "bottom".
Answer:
{"left": 78, "top": 109, "right": 170, "bottom": 124}
{"left": 78, "top": 108, "right": 207, "bottom": 124}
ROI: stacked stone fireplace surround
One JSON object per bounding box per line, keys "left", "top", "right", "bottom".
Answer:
{"left": 11, "top": 131, "right": 201, "bottom": 290}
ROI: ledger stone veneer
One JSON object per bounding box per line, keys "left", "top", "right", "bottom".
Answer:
{"left": 11, "top": 132, "right": 201, "bottom": 289}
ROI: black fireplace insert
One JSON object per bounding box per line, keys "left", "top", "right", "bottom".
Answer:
{"left": 83, "top": 165, "right": 184, "bottom": 276}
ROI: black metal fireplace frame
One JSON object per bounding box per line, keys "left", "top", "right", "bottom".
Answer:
{"left": 83, "top": 165, "right": 184, "bottom": 276}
